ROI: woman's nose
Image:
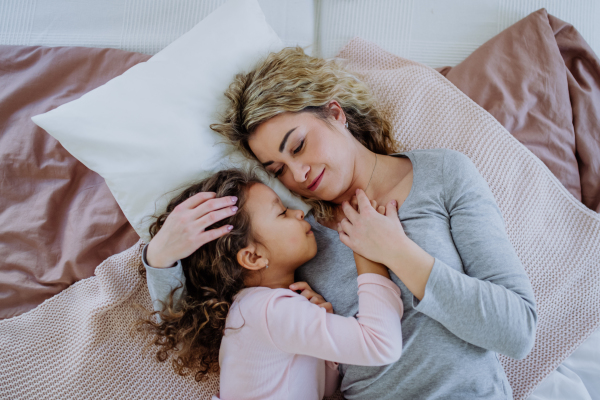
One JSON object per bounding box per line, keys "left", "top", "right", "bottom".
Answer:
{"left": 292, "top": 163, "right": 309, "bottom": 183}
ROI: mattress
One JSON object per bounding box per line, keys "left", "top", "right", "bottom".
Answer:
{"left": 1, "top": 1, "right": 599, "bottom": 399}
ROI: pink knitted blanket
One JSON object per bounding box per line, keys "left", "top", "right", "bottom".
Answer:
{"left": 1, "top": 39, "right": 599, "bottom": 400}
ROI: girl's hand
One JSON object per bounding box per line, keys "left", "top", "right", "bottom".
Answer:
{"left": 289, "top": 282, "right": 334, "bottom": 314}
{"left": 146, "top": 192, "right": 238, "bottom": 268}
{"left": 337, "top": 189, "right": 407, "bottom": 266}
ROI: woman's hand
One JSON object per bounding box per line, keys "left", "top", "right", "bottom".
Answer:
{"left": 338, "top": 189, "right": 435, "bottom": 300}
{"left": 146, "top": 192, "right": 238, "bottom": 268}
{"left": 337, "top": 189, "right": 406, "bottom": 266}
{"left": 342, "top": 196, "right": 390, "bottom": 278}
{"left": 289, "top": 282, "right": 334, "bottom": 314}
{"left": 316, "top": 194, "right": 387, "bottom": 230}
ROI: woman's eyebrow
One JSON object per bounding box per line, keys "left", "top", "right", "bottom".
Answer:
{"left": 262, "top": 126, "right": 298, "bottom": 167}
{"left": 278, "top": 127, "right": 298, "bottom": 152}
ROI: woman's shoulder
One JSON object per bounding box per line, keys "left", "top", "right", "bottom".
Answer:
{"left": 395, "top": 148, "right": 475, "bottom": 179}
{"left": 395, "top": 148, "right": 468, "bottom": 165}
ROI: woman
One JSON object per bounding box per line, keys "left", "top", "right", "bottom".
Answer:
{"left": 146, "top": 47, "right": 536, "bottom": 399}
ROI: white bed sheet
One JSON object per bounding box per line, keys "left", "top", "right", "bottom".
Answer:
{"left": 1, "top": 0, "right": 599, "bottom": 398}
{"left": 0, "top": 0, "right": 316, "bottom": 55}
{"left": 315, "top": 0, "right": 600, "bottom": 67}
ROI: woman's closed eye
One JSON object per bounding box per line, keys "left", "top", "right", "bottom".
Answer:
{"left": 273, "top": 139, "right": 305, "bottom": 178}
{"left": 279, "top": 207, "right": 288, "bottom": 216}
{"left": 293, "top": 139, "right": 305, "bottom": 155}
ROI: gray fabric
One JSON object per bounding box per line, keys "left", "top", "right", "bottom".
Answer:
{"left": 142, "top": 243, "right": 187, "bottom": 313}
{"left": 296, "top": 149, "right": 536, "bottom": 400}
{"left": 144, "top": 148, "right": 537, "bottom": 400}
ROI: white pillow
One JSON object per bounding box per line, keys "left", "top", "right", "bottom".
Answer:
{"left": 32, "top": 0, "right": 310, "bottom": 242}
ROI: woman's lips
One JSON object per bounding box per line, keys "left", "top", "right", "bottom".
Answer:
{"left": 308, "top": 169, "right": 325, "bottom": 192}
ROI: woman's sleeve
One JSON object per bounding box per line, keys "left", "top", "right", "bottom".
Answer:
{"left": 142, "top": 243, "right": 187, "bottom": 313}
{"left": 265, "top": 273, "right": 404, "bottom": 366}
{"left": 414, "top": 150, "right": 537, "bottom": 359}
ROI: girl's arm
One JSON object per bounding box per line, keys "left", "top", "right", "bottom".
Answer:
{"left": 264, "top": 273, "right": 403, "bottom": 366}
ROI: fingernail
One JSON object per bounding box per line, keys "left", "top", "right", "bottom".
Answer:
{"left": 232, "top": 206, "right": 238, "bottom": 212}
{"left": 227, "top": 225, "right": 234, "bottom": 231}
{"left": 392, "top": 200, "right": 397, "bottom": 206}
{"left": 231, "top": 196, "right": 238, "bottom": 203}
{"left": 356, "top": 188, "right": 360, "bottom": 194}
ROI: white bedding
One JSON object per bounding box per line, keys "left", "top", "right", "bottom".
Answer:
{"left": 1, "top": 0, "right": 599, "bottom": 398}
{"left": 2, "top": 0, "right": 599, "bottom": 67}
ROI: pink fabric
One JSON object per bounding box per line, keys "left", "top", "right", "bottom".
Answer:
{"left": 214, "top": 273, "right": 403, "bottom": 400}
{"left": 436, "top": 9, "right": 600, "bottom": 212}
{"left": 0, "top": 45, "right": 148, "bottom": 319}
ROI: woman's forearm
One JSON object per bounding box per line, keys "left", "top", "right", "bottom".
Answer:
{"left": 384, "top": 237, "right": 434, "bottom": 301}
{"left": 142, "top": 244, "right": 187, "bottom": 313}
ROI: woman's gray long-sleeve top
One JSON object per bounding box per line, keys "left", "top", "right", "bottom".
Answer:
{"left": 144, "top": 148, "right": 537, "bottom": 400}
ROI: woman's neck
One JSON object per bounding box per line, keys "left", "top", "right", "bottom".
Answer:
{"left": 363, "top": 152, "right": 408, "bottom": 202}
{"left": 333, "top": 145, "right": 407, "bottom": 205}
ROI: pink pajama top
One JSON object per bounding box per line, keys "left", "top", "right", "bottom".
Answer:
{"left": 212, "top": 273, "right": 404, "bottom": 400}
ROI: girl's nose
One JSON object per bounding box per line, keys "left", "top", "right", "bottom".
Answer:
{"left": 294, "top": 209, "right": 305, "bottom": 220}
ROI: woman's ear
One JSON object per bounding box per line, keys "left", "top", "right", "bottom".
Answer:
{"left": 328, "top": 100, "right": 345, "bottom": 125}
{"left": 236, "top": 243, "right": 269, "bottom": 272}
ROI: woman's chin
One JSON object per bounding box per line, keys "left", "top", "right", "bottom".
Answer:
{"left": 306, "top": 187, "right": 342, "bottom": 203}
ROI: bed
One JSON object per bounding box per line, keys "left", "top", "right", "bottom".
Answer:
{"left": 1, "top": 1, "right": 599, "bottom": 399}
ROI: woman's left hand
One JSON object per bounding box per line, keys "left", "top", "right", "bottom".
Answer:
{"left": 337, "top": 189, "right": 407, "bottom": 266}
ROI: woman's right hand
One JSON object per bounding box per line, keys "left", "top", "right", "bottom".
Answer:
{"left": 343, "top": 197, "right": 390, "bottom": 278}
{"left": 146, "top": 192, "right": 238, "bottom": 268}
{"left": 317, "top": 196, "right": 387, "bottom": 230}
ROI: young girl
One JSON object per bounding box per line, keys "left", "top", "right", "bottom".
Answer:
{"left": 137, "top": 168, "right": 404, "bottom": 400}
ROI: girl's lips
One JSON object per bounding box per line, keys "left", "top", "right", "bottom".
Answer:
{"left": 308, "top": 169, "right": 325, "bottom": 192}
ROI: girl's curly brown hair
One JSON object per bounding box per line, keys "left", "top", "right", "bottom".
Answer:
{"left": 210, "top": 46, "right": 396, "bottom": 221}
{"left": 135, "top": 168, "right": 263, "bottom": 382}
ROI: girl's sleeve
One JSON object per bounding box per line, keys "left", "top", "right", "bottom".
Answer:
{"left": 265, "top": 273, "right": 404, "bottom": 366}
{"left": 142, "top": 243, "right": 187, "bottom": 313}
{"left": 413, "top": 149, "right": 537, "bottom": 359}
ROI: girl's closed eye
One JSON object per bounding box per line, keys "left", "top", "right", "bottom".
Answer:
{"left": 279, "top": 207, "right": 288, "bottom": 216}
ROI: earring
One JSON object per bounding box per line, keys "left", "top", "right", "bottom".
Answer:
{"left": 345, "top": 122, "right": 348, "bottom": 128}
{"left": 265, "top": 264, "right": 269, "bottom": 269}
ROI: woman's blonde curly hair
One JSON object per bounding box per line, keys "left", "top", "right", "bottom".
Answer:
{"left": 210, "top": 46, "right": 395, "bottom": 220}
